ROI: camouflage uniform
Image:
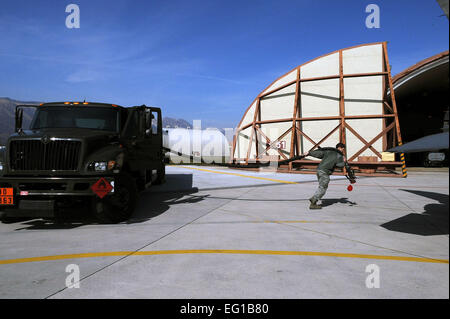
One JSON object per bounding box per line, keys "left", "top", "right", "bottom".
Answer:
{"left": 312, "top": 169, "right": 331, "bottom": 203}
{"left": 308, "top": 147, "right": 345, "bottom": 207}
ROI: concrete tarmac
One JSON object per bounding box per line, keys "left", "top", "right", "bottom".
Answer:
{"left": 0, "top": 165, "right": 448, "bottom": 298}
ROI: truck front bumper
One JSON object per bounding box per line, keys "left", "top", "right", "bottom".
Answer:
{"left": 0, "top": 176, "right": 114, "bottom": 218}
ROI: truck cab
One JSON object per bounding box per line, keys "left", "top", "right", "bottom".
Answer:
{"left": 0, "top": 102, "right": 165, "bottom": 223}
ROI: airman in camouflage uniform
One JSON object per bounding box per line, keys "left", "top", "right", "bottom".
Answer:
{"left": 302, "top": 143, "right": 346, "bottom": 209}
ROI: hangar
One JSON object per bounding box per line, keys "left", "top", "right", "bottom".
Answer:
{"left": 230, "top": 42, "right": 406, "bottom": 176}
{"left": 391, "top": 51, "right": 449, "bottom": 166}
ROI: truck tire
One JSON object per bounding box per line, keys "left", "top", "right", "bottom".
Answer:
{"left": 0, "top": 212, "right": 27, "bottom": 224}
{"left": 91, "top": 173, "right": 137, "bottom": 223}
{"left": 153, "top": 166, "right": 166, "bottom": 185}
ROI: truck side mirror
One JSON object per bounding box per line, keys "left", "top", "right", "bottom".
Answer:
{"left": 15, "top": 108, "right": 23, "bottom": 133}
{"left": 145, "top": 110, "right": 155, "bottom": 137}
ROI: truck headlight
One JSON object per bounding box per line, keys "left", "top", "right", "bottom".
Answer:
{"left": 88, "top": 160, "right": 116, "bottom": 172}
{"left": 0, "top": 162, "right": 3, "bottom": 171}
{"left": 94, "top": 162, "right": 107, "bottom": 172}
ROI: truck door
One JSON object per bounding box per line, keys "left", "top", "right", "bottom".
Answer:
{"left": 143, "top": 107, "right": 162, "bottom": 170}
{"left": 121, "top": 107, "right": 162, "bottom": 175}
{"left": 121, "top": 109, "right": 143, "bottom": 171}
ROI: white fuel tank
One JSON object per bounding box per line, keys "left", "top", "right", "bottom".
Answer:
{"left": 163, "top": 128, "right": 231, "bottom": 164}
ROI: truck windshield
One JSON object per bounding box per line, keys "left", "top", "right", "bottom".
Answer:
{"left": 30, "top": 106, "right": 119, "bottom": 132}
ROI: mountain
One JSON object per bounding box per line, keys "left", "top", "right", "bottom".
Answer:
{"left": 0, "top": 98, "right": 192, "bottom": 145}
{"left": 162, "top": 117, "right": 192, "bottom": 128}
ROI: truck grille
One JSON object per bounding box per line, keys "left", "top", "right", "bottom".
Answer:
{"left": 9, "top": 140, "right": 81, "bottom": 171}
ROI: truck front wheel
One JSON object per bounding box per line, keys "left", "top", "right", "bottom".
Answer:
{"left": 91, "top": 173, "right": 137, "bottom": 223}
{"left": 153, "top": 166, "right": 166, "bottom": 185}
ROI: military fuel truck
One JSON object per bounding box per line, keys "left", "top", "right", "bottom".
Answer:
{"left": 0, "top": 102, "right": 166, "bottom": 223}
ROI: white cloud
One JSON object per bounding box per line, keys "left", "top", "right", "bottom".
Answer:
{"left": 65, "top": 69, "right": 101, "bottom": 83}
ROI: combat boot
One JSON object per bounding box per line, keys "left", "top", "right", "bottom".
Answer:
{"left": 309, "top": 197, "right": 322, "bottom": 209}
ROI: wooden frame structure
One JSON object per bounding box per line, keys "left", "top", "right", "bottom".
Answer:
{"left": 230, "top": 42, "right": 405, "bottom": 177}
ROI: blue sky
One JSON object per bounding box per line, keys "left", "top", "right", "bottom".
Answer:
{"left": 0, "top": 0, "right": 448, "bottom": 128}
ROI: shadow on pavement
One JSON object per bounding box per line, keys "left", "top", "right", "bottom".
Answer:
{"left": 10, "top": 174, "right": 202, "bottom": 230}
{"left": 321, "top": 198, "right": 357, "bottom": 207}
{"left": 380, "top": 189, "right": 449, "bottom": 236}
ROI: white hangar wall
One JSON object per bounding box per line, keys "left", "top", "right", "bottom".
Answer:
{"left": 232, "top": 42, "right": 401, "bottom": 167}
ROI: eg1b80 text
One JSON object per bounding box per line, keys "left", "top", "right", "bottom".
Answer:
{"left": 224, "top": 303, "right": 269, "bottom": 314}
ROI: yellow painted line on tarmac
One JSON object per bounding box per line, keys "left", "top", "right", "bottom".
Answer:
{"left": 177, "top": 166, "right": 298, "bottom": 184}
{"left": 0, "top": 249, "right": 447, "bottom": 265}
{"left": 0, "top": 252, "right": 128, "bottom": 265}
{"left": 172, "top": 166, "right": 448, "bottom": 189}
